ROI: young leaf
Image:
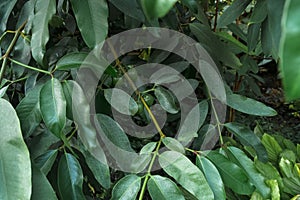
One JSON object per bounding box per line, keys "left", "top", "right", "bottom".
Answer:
{"left": 196, "top": 155, "right": 226, "bottom": 200}
{"left": 224, "top": 122, "right": 268, "bottom": 162}
{"left": 0, "top": 98, "right": 31, "bottom": 200}
{"left": 57, "top": 153, "right": 85, "bottom": 200}
{"left": 40, "top": 78, "right": 66, "bottom": 137}
{"left": 111, "top": 175, "right": 141, "bottom": 200}
{"left": 31, "top": 0, "right": 56, "bottom": 65}
{"left": 56, "top": 52, "right": 88, "bottom": 71}
{"left": 70, "top": 0, "right": 108, "bottom": 48}
{"left": 261, "top": 134, "right": 283, "bottom": 163}
{"left": 162, "top": 137, "right": 185, "bottom": 154}
{"left": 207, "top": 151, "right": 254, "bottom": 195}
{"left": 31, "top": 165, "right": 58, "bottom": 200}
{"left": 227, "top": 93, "right": 277, "bottom": 116}
{"left": 147, "top": 175, "right": 185, "bottom": 200}
{"left": 159, "top": 151, "right": 214, "bottom": 199}
{"left": 225, "top": 146, "right": 271, "bottom": 199}
{"left": 217, "top": 0, "right": 252, "bottom": 28}
{"left": 16, "top": 84, "right": 43, "bottom": 138}
{"left": 104, "top": 88, "right": 138, "bottom": 115}
{"left": 141, "top": 0, "right": 177, "bottom": 20}
{"left": 154, "top": 86, "right": 179, "bottom": 114}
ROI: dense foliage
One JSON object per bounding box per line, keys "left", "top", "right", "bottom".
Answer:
{"left": 0, "top": 0, "right": 300, "bottom": 199}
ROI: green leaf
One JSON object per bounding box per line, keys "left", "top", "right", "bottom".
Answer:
{"left": 111, "top": 174, "right": 141, "bottom": 200}
{"left": 261, "top": 134, "right": 283, "bottom": 163}
{"left": 162, "top": 137, "right": 185, "bottom": 154}
{"left": 207, "top": 151, "right": 254, "bottom": 195}
{"left": 109, "top": 0, "right": 145, "bottom": 22}
{"left": 217, "top": 0, "right": 252, "bottom": 28}
{"left": 227, "top": 93, "right": 277, "bottom": 116}
{"left": 0, "top": 98, "right": 31, "bottom": 200}
{"left": 247, "top": 23, "right": 261, "bottom": 52}
{"left": 57, "top": 153, "right": 85, "bottom": 200}
{"left": 279, "top": 0, "right": 300, "bottom": 100}
{"left": 224, "top": 122, "right": 268, "bottom": 162}
{"left": 147, "top": 175, "right": 185, "bottom": 200}
{"left": 159, "top": 151, "right": 214, "bottom": 199}
{"left": 56, "top": 52, "right": 88, "bottom": 71}
{"left": 31, "top": 0, "right": 56, "bottom": 65}
{"left": 225, "top": 146, "right": 271, "bottom": 198}
{"left": 266, "top": 179, "right": 280, "bottom": 200}
{"left": 141, "top": 0, "right": 177, "bottom": 19}
{"left": 40, "top": 78, "right": 66, "bottom": 137}
{"left": 140, "top": 142, "right": 157, "bottom": 155}
{"left": 31, "top": 165, "right": 57, "bottom": 200}
{"left": 34, "top": 150, "right": 58, "bottom": 175}
{"left": 78, "top": 143, "right": 111, "bottom": 189}
{"left": 0, "top": 0, "right": 17, "bottom": 34}
{"left": 216, "top": 31, "right": 248, "bottom": 53}
{"left": 104, "top": 88, "right": 138, "bottom": 115}
{"left": 249, "top": 0, "right": 267, "bottom": 24}
{"left": 70, "top": 0, "right": 108, "bottom": 48}
{"left": 196, "top": 155, "right": 226, "bottom": 200}
{"left": 154, "top": 86, "right": 179, "bottom": 114}
{"left": 0, "top": 85, "right": 8, "bottom": 97}
{"left": 16, "top": 84, "right": 43, "bottom": 138}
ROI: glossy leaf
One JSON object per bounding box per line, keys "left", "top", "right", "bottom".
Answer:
{"left": 227, "top": 93, "right": 277, "bottom": 116}
{"left": 34, "top": 150, "right": 58, "bottom": 175}
{"left": 104, "top": 88, "right": 138, "bottom": 115}
{"left": 57, "top": 153, "right": 85, "bottom": 200}
{"left": 141, "top": 0, "right": 177, "bottom": 19}
{"left": 224, "top": 122, "right": 268, "bottom": 162}
{"left": 207, "top": 151, "right": 254, "bottom": 195}
{"left": 226, "top": 146, "right": 271, "bottom": 198}
{"left": 279, "top": 0, "right": 300, "bottom": 100}
{"left": 79, "top": 144, "right": 111, "bottom": 189}
{"left": 40, "top": 78, "right": 66, "bottom": 137}
{"left": 196, "top": 155, "right": 226, "bottom": 200}
{"left": 0, "top": 98, "right": 31, "bottom": 200}
{"left": 70, "top": 0, "right": 108, "bottom": 48}
{"left": 16, "top": 84, "right": 43, "bottom": 138}
{"left": 111, "top": 174, "right": 141, "bottom": 200}
{"left": 159, "top": 151, "right": 214, "bottom": 199}
{"left": 140, "top": 142, "right": 157, "bottom": 155}
{"left": 0, "top": 85, "right": 8, "bottom": 97}
{"left": 56, "top": 52, "right": 88, "bottom": 71}
{"left": 31, "top": 0, "right": 56, "bottom": 65}
{"left": 162, "top": 137, "right": 185, "bottom": 154}
{"left": 31, "top": 165, "right": 57, "bottom": 200}
{"left": 0, "top": 0, "right": 17, "bottom": 33}
{"left": 217, "top": 0, "right": 252, "bottom": 28}
{"left": 109, "top": 0, "right": 145, "bottom": 22}
{"left": 154, "top": 86, "right": 179, "bottom": 114}
{"left": 147, "top": 175, "right": 185, "bottom": 200}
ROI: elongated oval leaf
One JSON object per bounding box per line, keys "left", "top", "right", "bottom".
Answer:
{"left": 31, "top": 165, "right": 57, "bottom": 200}
{"left": 111, "top": 174, "right": 141, "bottom": 200}
{"left": 16, "top": 84, "right": 43, "bottom": 138}
{"left": 261, "top": 134, "right": 283, "bottom": 163}
{"left": 56, "top": 52, "right": 88, "bottom": 71}
{"left": 279, "top": 0, "right": 300, "bottom": 100}
{"left": 196, "top": 155, "right": 226, "bottom": 200}
{"left": 40, "top": 78, "right": 66, "bottom": 137}
{"left": 162, "top": 137, "right": 185, "bottom": 154}
{"left": 217, "top": 0, "right": 252, "bottom": 28}
{"left": 224, "top": 122, "right": 268, "bottom": 162}
{"left": 70, "top": 0, "right": 108, "bottom": 48}
{"left": 57, "top": 153, "right": 85, "bottom": 200}
{"left": 159, "top": 151, "right": 214, "bottom": 199}
{"left": 154, "top": 86, "right": 179, "bottom": 114}
{"left": 34, "top": 150, "right": 58, "bottom": 175}
{"left": 249, "top": 0, "right": 267, "bottom": 24}
{"left": 225, "top": 146, "right": 271, "bottom": 198}
{"left": 104, "top": 88, "right": 138, "bottom": 115}
{"left": 147, "top": 175, "right": 185, "bottom": 200}
{"left": 207, "top": 151, "right": 254, "bottom": 195}
{"left": 31, "top": 0, "right": 56, "bottom": 65}
{"left": 141, "top": 0, "right": 177, "bottom": 19}
{"left": 0, "top": 0, "right": 17, "bottom": 33}
{"left": 227, "top": 93, "right": 277, "bottom": 116}
{"left": 109, "top": 0, "right": 145, "bottom": 22}
{"left": 0, "top": 98, "right": 31, "bottom": 200}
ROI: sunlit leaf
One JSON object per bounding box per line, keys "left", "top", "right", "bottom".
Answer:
{"left": 111, "top": 174, "right": 141, "bottom": 200}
